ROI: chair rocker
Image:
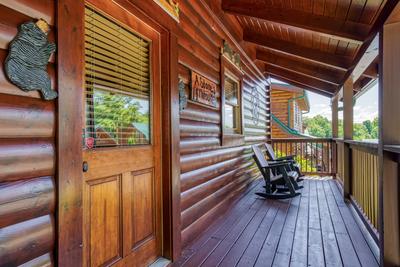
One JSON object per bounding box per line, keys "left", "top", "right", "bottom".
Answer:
{"left": 252, "top": 145, "right": 301, "bottom": 199}
{"left": 264, "top": 143, "right": 305, "bottom": 181}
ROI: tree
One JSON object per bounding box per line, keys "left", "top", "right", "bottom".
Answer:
{"left": 303, "top": 115, "right": 379, "bottom": 141}
{"left": 303, "top": 115, "right": 332, "bottom": 138}
{"left": 93, "top": 90, "right": 147, "bottom": 138}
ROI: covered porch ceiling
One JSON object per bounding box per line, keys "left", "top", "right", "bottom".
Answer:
{"left": 222, "top": 0, "right": 397, "bottom": 97}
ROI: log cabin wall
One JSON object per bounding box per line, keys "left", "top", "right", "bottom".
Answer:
{"left": 270, "top": 89, "right": 298, "bottom": 139}
{"left": 177, "top": 0, "right": 270, "bottom": 246}
{"left": 0, "top": 1, "right": 56, "bottom": 266}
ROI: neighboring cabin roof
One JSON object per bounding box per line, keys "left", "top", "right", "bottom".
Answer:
{"left": 271, "top": 82, "right": 310, "bottom": 112}
{"left": 132, "top": 122, "right": 149, "bottom": 139}
{"left": 271, "top": 114, "right": 312, "bottom": 138}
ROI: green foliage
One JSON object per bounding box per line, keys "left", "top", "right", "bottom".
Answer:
{"left": 274, "top": 149, "right": 316, "bottom": 172}
{"left": 93, "top": 89, "right": 148, "bottom": 139}
{"left": 303, "top": 115, "right": 378, "bottom": 141}
{"left": 303, "top": 115, "right": 332, "bottom": 138}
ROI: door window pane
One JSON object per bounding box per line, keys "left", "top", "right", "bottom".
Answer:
{"left": 84, "top": 7, "right": 151, "bottom": 148}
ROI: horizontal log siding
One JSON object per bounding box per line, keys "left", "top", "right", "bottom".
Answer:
{"left": 0, "top": 1, "right": 56, "bottom": 266}
{"left": 271, "top": 89, "right": 298, "bottom": 138}
{"left": 178, "top": 0, "right": 269, "bottom": 246}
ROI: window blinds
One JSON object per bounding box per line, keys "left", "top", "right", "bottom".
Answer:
{"left": 224, "top": 77, "right": 239, "bottom": 106}
{"left": 84, "top": 6, "right": 151, "bottom": 148}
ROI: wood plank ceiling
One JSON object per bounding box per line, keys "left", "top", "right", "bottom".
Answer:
{"left": 222, "top": 0, "right": 398, "bottom": 96}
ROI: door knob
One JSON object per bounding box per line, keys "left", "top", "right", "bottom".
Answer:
{"left": 83, "top": 161, "right": 89, "bottom": 172}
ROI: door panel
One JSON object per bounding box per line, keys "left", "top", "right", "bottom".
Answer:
{"left": 122, "top": 169, "right": 156, "bottom": 256}
{"left": 86, "top": 176, "right": 122, "bottom": 266}
{"left": 131, "top": 170, "right": 155, "bottom": 248}
{"left": 82, "top": 1, "right": 162, "bottom": 266}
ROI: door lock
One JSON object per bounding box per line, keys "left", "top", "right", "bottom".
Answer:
{"left": 83, "top": 161, "right": 89, "bottom": 172}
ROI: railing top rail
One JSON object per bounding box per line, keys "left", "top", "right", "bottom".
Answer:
{"left": 332, "top": 138, "right": 345, "bottom": 142}
{"left": 345, "top": 140, "right": 378, "bottom": 149}
{"left": 384, "top": 144, "right": 400, "bottom": 154}
{"left": 271, "top": 138, "right": 334, "bottom": 142}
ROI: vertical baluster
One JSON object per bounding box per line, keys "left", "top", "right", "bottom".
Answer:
{"left": 306, "top": 140, "right": 308, "bottom": 173}
{"left": 285, "top": 140, "right": 288, "bottom": 158}
{"left": 300, "top": 141, "right": 303, "bottom": 173}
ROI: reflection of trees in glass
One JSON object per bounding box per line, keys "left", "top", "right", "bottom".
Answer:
{"left": 303, "top": 115, "right": 379, "bottom": 141}
{"left": 94, "top": 90, "right": 149, "bottom": 140}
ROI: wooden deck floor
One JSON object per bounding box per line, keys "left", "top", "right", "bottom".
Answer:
{"left": 175, "top": 177, "right": 379, "bottom": 267}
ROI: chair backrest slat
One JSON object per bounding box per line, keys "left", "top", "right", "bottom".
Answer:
{"left": 264, "top": 143, "right": 276, "bottom": 160}
{"left": 252, "top": 145, "right": 269, "bottom": 168}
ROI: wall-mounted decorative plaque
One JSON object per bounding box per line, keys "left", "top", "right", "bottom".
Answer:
{"left": 178, "top": 79, "right": 187, "bottom": 111}
{"left": 191, "top": 71, "right": 217, "bottom": 108}
{"left": 154, "top": 0, "right": 180, "bottom": 22}
{"left": 250, "top": 87, "right": 260, "bottom": 126}
{"left": 5, "top": 19, "right": 57, "bottom": 100}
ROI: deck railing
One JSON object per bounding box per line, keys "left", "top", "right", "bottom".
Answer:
{"left": 270, "top": 138, "right": 380, "bottom": 239}
{"left": 270, "top": 138, "right": 334, "bottom": 175}
{"left": 270, "top": 138, "right": 379, "bottom": 239}
{"left": 335, "top": 139, "right": 345, "bottom": 184}
{"left": 334, "top": 139, "right": 380, "bottom": 240}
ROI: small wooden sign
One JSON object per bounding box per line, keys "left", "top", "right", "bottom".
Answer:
{"left": 191, "top": 71, "right": 217, "bottom": 108}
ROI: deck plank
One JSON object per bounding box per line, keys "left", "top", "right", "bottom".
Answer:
{"left": 176, "top": 178, "right": 378, "bottom": 267}
{"left": 308, "top": 179, "right": 325, "bottom": 266}
{"left": 236, "top": 201, "right": 280, "bottom": 267}
{"left": 329, "top": 180, "right": 379, "bottom": 267}
{"left": 182, "top": 181, "right": 262, "bottom": 266}
{"left": 271, "top": 185, "right": 302, "bottom": 267}
{"left": 218, "top": 199, "right": 273, "bottom": 266}
{"left": 200, "top": 198, "right": 265, "bottom": 266}
{"left": 179, "top": 180, "right": 261, "bottom": 266}
{"left": 290, "top": 178, "right": 310, "bottom": 267}
{"left": 253, "top": 199, "right": 292, "bottom": 267}
{"left": 322, "top": 180, "right": 361, "bottom": 267}
{"left": 317, "top": 180, "right": 343, "bottom": 267}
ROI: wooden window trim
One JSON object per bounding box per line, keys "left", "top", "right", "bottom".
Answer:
{"left": 220, "top": 56, "right": 245, "bottom": 147}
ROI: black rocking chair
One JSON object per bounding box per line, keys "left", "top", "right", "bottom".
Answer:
{"left": 264, "top": 143, "right": 305, "bottom": 181}
{"left": 252, "top": 145, "right": 301, "bottom": 199}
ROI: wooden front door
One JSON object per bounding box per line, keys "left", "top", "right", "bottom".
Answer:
{"left": 82, "top": 1, "right": 162, "bottom": 266}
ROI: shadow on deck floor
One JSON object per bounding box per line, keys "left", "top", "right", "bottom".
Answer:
{"left": 175, "top": 177, "right": 378, "bottom": 267}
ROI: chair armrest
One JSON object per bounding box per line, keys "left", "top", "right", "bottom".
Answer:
{"left": 275, "top": 155, "right": 295, "bottom": 161}
{"left": 264, "top": 161, "right": 291, "bottom": 169}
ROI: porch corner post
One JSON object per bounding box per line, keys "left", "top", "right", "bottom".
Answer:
{"left": 331, "top": 94, "right": 339, "bottom": 175}
{"left": 331, "top": 94, "right": 339, "bottom": 139}
{"left": 342, "top": 77, "right": 353, "bottom": 199}
{"left": 380, "top": 9, "right": 400, "bottom": 265}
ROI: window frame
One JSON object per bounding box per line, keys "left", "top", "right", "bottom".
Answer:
{"left": 84, "top": 5, "right": 154, "bottom": 149}
{"left": 220, "top": 56, "right": 244, "bottom": 146}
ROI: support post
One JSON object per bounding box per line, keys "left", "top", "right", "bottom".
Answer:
{"left": 331, "top": 94, "right": 339, "bottom": 138}
{"left": 380, "top": 11, "right": 400, "bottom": 265}
{"left": 342, "top": 77, "right": 353, "bottom": 198}
{"left": 331, "top": 94, "right": 339, "bottom": 176}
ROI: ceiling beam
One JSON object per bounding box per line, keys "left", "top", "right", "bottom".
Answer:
{"left": 222, "top": 0, "right": 369, "bottom": 44}
{"left": 256, "top": 50, "right": 344, "bottom": 85}
{"left": 244, "top": 30, "right": 353, "bottom": 70}
{"left": 351, "top": 34, "right": 379, "bottom": 82}
{"left": 353, "top": 76, "right": 373, "bottom": 92}
{"left": 362, "top": 59, "right": 379, "bottom": 79}
{"left": 265, "top": 65, "right": 338, "bottom": 96}
{"left": 268, "top": 74, "right": 334, "bottom": 97}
